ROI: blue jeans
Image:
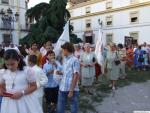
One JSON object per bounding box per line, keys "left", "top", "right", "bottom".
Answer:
{"left": 0, "top": 96, "right": 2, "bottom": 110}
{"left": 56, "top": 91, "right": 79, "bottom": 113}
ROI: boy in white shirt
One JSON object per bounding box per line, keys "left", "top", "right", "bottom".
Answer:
{"left": 28, "top": 55, "right": 48, "bottom": 106}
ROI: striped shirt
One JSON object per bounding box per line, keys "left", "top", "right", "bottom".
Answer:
{"left": 59, "top": 55, "right": 80, "bottom": 91}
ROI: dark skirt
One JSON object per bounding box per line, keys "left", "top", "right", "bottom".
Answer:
{"left": 95, "top": 63, "right": 101, "bottom": 78}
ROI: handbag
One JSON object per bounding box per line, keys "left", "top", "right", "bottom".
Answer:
{"left": 138, "top": 55, "right": 144, "bottom": 62}
{"left": 114, "top": 51, "right": 121, "bottom": 65}
{"left": 138, "top": 50, "right": 144, "bottom": 62}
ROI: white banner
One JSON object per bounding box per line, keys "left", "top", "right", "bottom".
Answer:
{"left": 54, "top": 21, "right": 70, "bottom": 57}
{"left": 95, "top": 29, "right": 106, "bottom": 74}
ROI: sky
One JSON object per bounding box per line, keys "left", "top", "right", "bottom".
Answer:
{"left": 28, "top": 0, "right": 49, "bottom": 8}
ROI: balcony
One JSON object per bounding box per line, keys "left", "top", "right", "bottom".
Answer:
{"left": 0, "top": 23, "right": 14, "bottom": 30}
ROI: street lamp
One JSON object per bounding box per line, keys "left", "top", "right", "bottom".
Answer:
{"left": 0, "top": 8, "right": 19, "bottom": 44}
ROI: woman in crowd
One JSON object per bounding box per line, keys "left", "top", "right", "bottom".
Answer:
{"left": 105, "top": 43, "right": 120, "bottom": 90}
{"left": 40, "top": 44, "right": 53, "bottom": 67}
{"left": 90, "top": 45, "right": 101, "bottom": 83}
{"left": 126, "top": 45, "right": 134, "bottom": 70}
{"left": 40, "top": 41, "right": 53, "bottom": 57}
{"left": 142, "top": 50, "right": 149, "bottom": 70}
{"left": 80, "top": 43, "right": 97, "bottom": 95}
{"left": 118, "top": 44, "right": 127, "bottom": 79}
{"left": 142, "top": 43, "right": 149, "bottom": 70}
{"left": 74, "top": 44, "right": 83, "bottom": 59}
{"left": 0, "top": 49, "right": 43, "bottom": 113}
{"left": 29, "top": 42, "right": 42, "bottom": 66}
{"left": 23, "top": 43, "right": 30, "bottom": 54}
{"left": 18, "top": 46, "right": 28, "bottom": 58}
{"left": 134, "top": 46, "right": 144, "bottom": 71}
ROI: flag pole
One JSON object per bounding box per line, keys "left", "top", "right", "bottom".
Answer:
{"left": 95, "top": 19, "right": 105, "bottom": 74}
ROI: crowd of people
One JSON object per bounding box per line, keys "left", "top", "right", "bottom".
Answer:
{"left": 0, "top": 41, "right": 149, "bottom": 113}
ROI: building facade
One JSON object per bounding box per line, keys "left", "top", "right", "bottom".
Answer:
{"left": 0, "top": 0, "right": 29, "bottom": 45}
{"left": 68, "top": 0, "right": 150, "bottom": 45}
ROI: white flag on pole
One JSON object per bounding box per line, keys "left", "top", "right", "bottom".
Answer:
{"left": 54, "top": 21, "right": 70, "bottom": 57}
{"left": 95, "top": 29, "right": 106, "bottom": 74}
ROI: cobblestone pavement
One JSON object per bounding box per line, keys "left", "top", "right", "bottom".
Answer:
{"left": 95, "top": 81, "right": 150, "bottom": 113}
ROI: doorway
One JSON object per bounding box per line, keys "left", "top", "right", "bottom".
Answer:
{"left": 85, "top": 36, "right": 93, "bottom": 44}
{"left": 130, "top": 32, "right": 138, "bottom": 45}
{"left": 3, "top": 34, "right": 11, "bottom": 44}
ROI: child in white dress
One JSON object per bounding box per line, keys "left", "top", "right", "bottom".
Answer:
{"left": 28, "top": 55, "right": 48, "bottom": 106}
{"left": 0, "top": 49, "right": 43, "bottom": 113}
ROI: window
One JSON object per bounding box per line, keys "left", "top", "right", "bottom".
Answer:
{"left": 106, "top": 15, "right": 113, "bottom": 26}
{"left": 130, "top": 11, "right": 139, "bottom": 24}
{"left": 3, "top": 34, "right": 11, "bottom": 44}
{"left": 86, "top": 19, "right": 91, "bottom": 28}
{"left": 130, "top": 32, "right": 138, "bottom": 44}
{"left": 131, "top": 0, "right": 139, "bottom": 4}
{"left": 106, "top": 33, "right": 113, "bottom": 44}
{"left": 2, "top": 19, "right": 12, "bottom": 29}
{"left": 1, "top": 0, "right": 9, "bottom": 4}
{"left": 85, "top": 7, "right": 91, "bottom": 14}
{"left": 106, "top": 0, "right": 112, "bottom": 9}
{"left": 84, "top": 31, "right": 93, "bottom": 44}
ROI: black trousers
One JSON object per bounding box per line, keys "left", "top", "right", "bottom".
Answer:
{"left": 44, "top": 86, "right": 59, "bottom": 105}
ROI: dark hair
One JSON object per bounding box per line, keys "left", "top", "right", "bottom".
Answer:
{"left": 118, "top": 43, "right": 123, "bottom": 49}
{"left": 31, "top": 42, "right": 40, "bottom": 50}
{"left": 4, "top": 49, "right": 26, "bottom": 70}
{"left": 28, "top": 55, "right": 37, "bottom": 64}
{"left": 61, "top": 42, "right": 75, "bottom": 53}
{"left": 0, "top": 49, "right": 5, "bottom": 58}
{"left": 46, "top": 50, "right": 55, "bottom": 56}
{"left": 138, "top": 46, "right": 141, "bottom": 50}
{"left": 23, "top": 43, "right": 29, "bottom": 49}
{"left": 31, "top": 42, "right": 37, "bottom": 46}
{"left": 18, "top": 46, "right": 28, "bottom": 57}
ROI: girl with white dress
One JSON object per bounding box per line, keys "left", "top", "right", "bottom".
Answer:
{"left": 0, "top": 49, "right": 43, "bottom": 113}
{"left": 28, "top": 55, "right": 48, "bottom": 106}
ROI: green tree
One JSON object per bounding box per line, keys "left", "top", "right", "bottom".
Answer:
{"left": 20, "top": 0, "right": 82, "bottom": 45}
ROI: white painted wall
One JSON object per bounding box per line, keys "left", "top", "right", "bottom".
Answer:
{"left": 113, "top": 0, "right": 130, "bottom": 8}
{"left": 0, "top": 0, "right": 28, "bottom": 45}
{"left": 70, "top": 1, "right": 150, "bottom": 45}
{"left": 70, "top": 0, "right": 150, "bottom": 17}
{"left": 90, "top": 2, "right": 106, "bottom": 13}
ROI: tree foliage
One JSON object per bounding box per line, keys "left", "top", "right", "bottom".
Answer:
{"left": 20, "top": 0, "right": 82, "bottom": 45}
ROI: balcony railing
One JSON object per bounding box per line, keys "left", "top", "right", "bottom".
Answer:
{"left": 0, "top": 23, "right": 14, "bottom": 30}
{"left": 0, "top": 23, "right": 30, "bottom": 32}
